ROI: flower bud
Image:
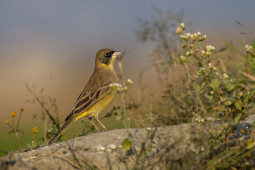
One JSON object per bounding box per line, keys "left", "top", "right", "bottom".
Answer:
{"left": 208, "top": 63, "right": 213, "bottom": 69}
{"left": 180, "top": 55, "right": 187, "bottom": 62}
{"left": 223, "top": 73, "right": 229, "bottom": 79}
{"left": 33, "top": 127, "right": 38, "bottom": 134}
{"left": 176, "top": 27, "right": 183, "bottom": 34}
{"left": 180, "top": 23, "right": 185, "bottom": 29}
{"left": 181, "top": 43, "right": 187, "bottom": 48}
{"left": 11, "top": 112, "right": 16, "bottom": 117}
{"left": 6, "top": 120, "right": 9, "bottom": 124}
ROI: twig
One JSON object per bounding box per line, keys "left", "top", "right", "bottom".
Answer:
{"left": 26, "top": 84, "right": 59, "bottom": 129}
{"left": 238, "top": 70, "right": 255, "bottom": 81}
{"left": 53, "top": 154, "right": 82, "bottom": 170}
{"left": 65, "top": 141, "right": 83, "bottom": 169}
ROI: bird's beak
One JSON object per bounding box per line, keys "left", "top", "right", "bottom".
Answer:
{"left": 112, "top": 51, "right": 122, "bottom": 58}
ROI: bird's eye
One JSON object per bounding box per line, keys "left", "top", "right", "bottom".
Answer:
{"left": 105, "top": 52, "right": 110, "bottom": 57}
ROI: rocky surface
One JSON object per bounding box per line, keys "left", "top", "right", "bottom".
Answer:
{"left": 0, "top": 123, "right": 225, "bottom": 170}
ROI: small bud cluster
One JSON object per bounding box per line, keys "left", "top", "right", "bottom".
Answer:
{"left": 186, "top": 51, "right": 194, "bottom": 56}
{"left": 245, "top": 44, "right": 255, "bottom": 57}
{"left": 197, "top": 67, "right": 206, "bottom": 76}
{"left": 127, "top": 79, "right": 133, "bottom": 85}
{"left": 180, "top": 55, "right": 187, "bottom": 62}
{"left": 176, "top": 23, "right": 185, "bottom": 34}
{"left": 195, "top": 116, "right": 204, "bottom": 123}
{"left": 203, "top": 45, "right": 215, "bottom": 57}
{"left": 180, "top": 33, "right": 191, "bottom": 41}
{"left": 110, "top": 83, "right": 127, "bottom": 92}
{"left": 190, "top": 32, "right": 206, "bottom": 42}
{"left": 245, "top": 45, "right": 254, "bottom": 53}
{"left": 206, "top": 45, "right": 215, "bottom": 52}
{"left": 223, "top": 73, "right": 229, "bottom": 79}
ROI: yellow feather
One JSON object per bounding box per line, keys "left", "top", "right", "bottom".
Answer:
{"left": 75, "top": 89, "right": 116, "bottom": 121}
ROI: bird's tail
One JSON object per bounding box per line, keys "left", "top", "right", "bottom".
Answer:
{"left": 47, "top": 117, "right": 76, "bottom": 146}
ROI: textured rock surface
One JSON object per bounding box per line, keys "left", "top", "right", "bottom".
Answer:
{"left": 0, "top": 123, "right": 222, "bottom": 170}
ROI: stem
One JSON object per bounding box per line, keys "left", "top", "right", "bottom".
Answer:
{"left": 121, "top": 93, "right": 128, "bottom": 131}
{"left": 184, "top": 63, "right": 190, "bottom": 78}
{"left": 12, "top": 117, "right": 15, "bottom": 131}
{"left": 16, "top": 110, "right": 23, "bottom": 131}
{"left": 199, "top": 42, "right": 202, "bottom": 50}
{"left": 15, "top": 131, "right": 22, "bottom": 152}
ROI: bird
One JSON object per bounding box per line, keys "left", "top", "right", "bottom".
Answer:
{"left": 48, "top": 48, "right": 122, "bottom": 145}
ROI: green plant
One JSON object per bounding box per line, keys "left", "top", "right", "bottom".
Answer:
{"left": 5, "top": 108, "right": 25, "bottom": 152}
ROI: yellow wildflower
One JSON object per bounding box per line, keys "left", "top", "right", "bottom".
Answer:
{"left": 20, "top": 108, "right": 24, "bottom": 111}
{"left": 247, "top": 138, "right": 252, "bottom": 146}
{"left": 240, "top": 129, "right": 244, "bottom": 134}
{"left": 33, "top": 127, "right": 38, "bottom": 133}
{"left": 11, "top": 112, "right": 16, "bottom": 117}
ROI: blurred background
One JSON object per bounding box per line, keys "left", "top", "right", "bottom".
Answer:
{"left": 1, "top": 0, "right": 255, "bottom": 156}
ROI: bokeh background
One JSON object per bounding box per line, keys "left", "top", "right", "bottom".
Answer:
{"left": 1, "top": 0, "right": 255, "bottom": 156}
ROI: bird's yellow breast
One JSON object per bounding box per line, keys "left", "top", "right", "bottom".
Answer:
{"left": 75, "top": 89, "right": 116, "bottom": 121}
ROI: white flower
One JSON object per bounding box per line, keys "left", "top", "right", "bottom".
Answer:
{"left": 194, "top": 33, "right": 198, "bottom": 38}
{"left": 215, "top": 72, "right": 219, "bottom": 75}
{"left": 201, "top": 50, "right": 205, "bottom": 55}
{"left": 197, "top": 32, "right": 201, "bottom": 35}
{"left": 206, "top": 45, "right": 215, "bottom": 52}
{"left": 223, "top": 73, "right": 229, "bottom": 79}
{"left": 186, "top": 51, "right": 190, "bottom": 56}
{"left": 127, "top": 79, "right": 133, "bottom": 85}
{"left": 206, "top": 51, "right": 212, "bottom": 56}
{"left": 176, "top": 26, "right": 183, "bottom": 34}
{"left": 203, "top": 35, "right": 207, "bottom": 40}
{"left": 208, "top": 63, "right": 213, "bottom": 69}
{"left": 181, "top": 23, "right": 185, "bottom": 29}
{"left": 180, "top": 55, "right": 187, "bottom": 62}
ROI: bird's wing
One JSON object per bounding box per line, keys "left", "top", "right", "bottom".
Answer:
{"left": 65, "top": 82, "right": 112, "bottom": 121}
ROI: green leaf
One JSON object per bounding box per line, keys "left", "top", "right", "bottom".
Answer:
{"left": 195, "top": 85, "right": 200, "bottom": 91}
{"left": 205, "top": 94, "right": 214, "bottom": 101}
{"left": 8, "top": 131, "right": 15, "bottom": 135}
{"left": 223, "top": 79, "right": 229, "bottom": 85}
{"left": 235, "top": 102, "right": 242, "bottom": 111}
{"left": 210, "top": 79, "right": 221, "bottom": 91}
{"left": 122, "top": 139, "right": 132, "bottom": 151}
{"left": 201, "top": 82, "right": 206, "bottom": 89}
{"left": 226, "top": 83, "right": 235, "bottom": 91}
{"left": 17, "top": 130, "right": 25, "bottom": 134}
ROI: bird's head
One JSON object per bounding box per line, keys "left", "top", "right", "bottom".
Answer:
{"left": 95, "top": 48, "right": 121, "bottom": 67}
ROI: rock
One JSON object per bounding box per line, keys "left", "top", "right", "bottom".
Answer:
{"left": 0, "top": 123, "right": 222, "bottom": 170}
